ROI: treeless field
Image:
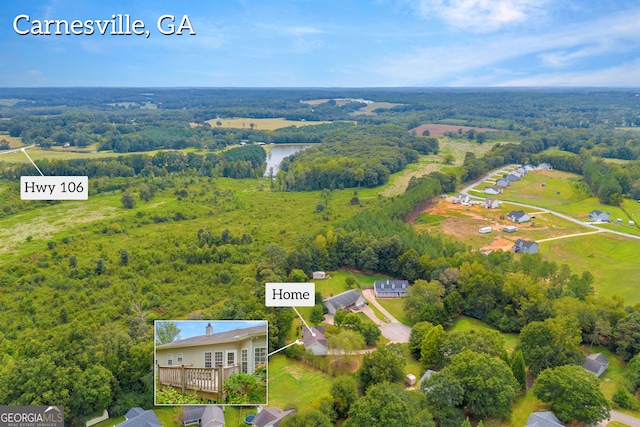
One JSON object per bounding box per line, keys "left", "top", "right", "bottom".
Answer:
{"left": 0, "top": 135, "right": 24, "bottom": 148}
{"left": 205, "top": 117, "right": 333, "bottom": 131}
{"left": 415, "top": 200, "right": 588, "bottom": 251}
{"left": 409, "top": 123, "right": 497, "bottom": 136}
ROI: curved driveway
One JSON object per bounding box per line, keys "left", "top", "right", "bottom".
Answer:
{"left": 361, "top": 289, "right": 411, "bottom": 343}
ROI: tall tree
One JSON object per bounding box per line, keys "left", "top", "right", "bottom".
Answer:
{"left": 155, "top": 321, "right": 182, "bottom": 344}
{"left": 421, "top": 324, "right": 445, "bottom": 369}
{"left": 533, "top": 365, "right": 610, "bottom": 425}
{"left": 346, "top": 382, "right": 434, "bottom": 427}
{"left": 510, "top": 349, "right": 527, "bottom": 391}
{"left": 358, "top": 344, "right": 406, "bottom": 393}
{"left": 330, "top": 376, "right": 358, "bottom": 419}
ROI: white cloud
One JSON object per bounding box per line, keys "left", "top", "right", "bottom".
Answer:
{"left": 416, "top": 0, "right": 552, "bottom": 32}
{"left": 283, "top": 26, "right": 323, "bottom": 36}
{"left": 376, "top": 7, "right": 640, "bottom": 85}
{"left": 494, "top": 59, "right": 640, "bottom": 87}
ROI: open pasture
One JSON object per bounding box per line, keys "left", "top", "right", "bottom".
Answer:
{"left": 409, "top": 123, "right": 497, "bottom": 136}
{"left": 205, "top": 117, "right": 332, "bottom": 130}
{"left": 540, "top": 233, "right": 640, "bottom": 304}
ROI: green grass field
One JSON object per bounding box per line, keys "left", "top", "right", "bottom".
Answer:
{"left": 376, "top": 297, "right": 412, "bottom": 326}
{"left": 540, "top": 233, "right": 640, "bottom": 304}
{"left": 350, "top": 102, "right": 404, "bottom": 116}
{"left": 267, "top": 354, "right": 333, "bottom": 409}
{"left": 450, "top": 316, "right": 519, "bottom": 352}
{"left": 205, "top": 117, "right": 333, "bottom": 131}
{"left": 0, "top": 146, "right": 203, "bottom": 164}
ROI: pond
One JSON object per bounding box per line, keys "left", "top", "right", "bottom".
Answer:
{"left": 264, "top": 143, "right": 315, "bottom": 176}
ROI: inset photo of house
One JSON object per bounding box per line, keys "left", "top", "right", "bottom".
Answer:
{"left": 155, "top": 320, "right": 268, "bottom": 406}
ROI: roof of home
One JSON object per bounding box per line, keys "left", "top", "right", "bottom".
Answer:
{"left": 374, "top": 280, "right": 408, "bottom": 293}
{"left": 183, "top": 406, "right": 225, "bottom": 427}
{"left": 590, "top": 210, "right": 608, "bottom": 216}
{"left": 157, "top": 324, "right": 266, "bottom": 349}
{"left": 302, "top": 326, "right": 327, "bottom": 348}
{"left": 323, "top": 289, "right": 363, "bottom": 310}
{"left": 508, "top": 210, "right": 527, "bottom": 218}
{"left": 419, "top": 369, "right": 437, "bottom": 384}
{"left": 583, "top": 353, "right": 609, "bottom": 375}
{"left": 515, "top": 239, "right": 537, "bottom": 249}
{"left": 252, "top": 407, "right": 295, "bottom": 427}
{"left": 119, "top": 408, "right": 162, "bottom": 427}
{"left": 525, "top": 411, "right": 564, "bottom": 427}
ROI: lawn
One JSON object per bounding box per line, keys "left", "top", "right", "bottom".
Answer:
{"left": 0, "top": 146, "right": 202, "bottom": 164}
{"left": 350, "top": 101, "right": 404, "bottom": 116}
{"left": 508, "top": 390, "right": 545, "bottom": 427}
{"left": 267, "top": 354, "right": 333, "bottom": 409}
{"left": 540, "top": 233, "right": 640, "bottom": 305}
{"left": 205, "top": 117, "right": 333, "bottom": 131}
{"left": 495, "top": 169, "right": 588, "bottom": 207}
{"left": 376, "top": 297, "right": 412, "bottom": 326}
{"left": 450, "top": 316, "right": 519, "bottom": 352}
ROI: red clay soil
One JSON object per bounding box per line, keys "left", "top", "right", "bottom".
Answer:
{"left": 409, "top": 124, "right": 496, "bottom": 136}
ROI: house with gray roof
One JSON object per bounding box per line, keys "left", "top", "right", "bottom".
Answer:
{"left": 507, "top": 210, "right": 531, "bottom": 223}
{"left": 495, "top": 178, "right": 510, "bottom": 188}
{"left": 323, "top": 289, "right": 365, "bottom": 315}
{"left": 582, "top": 353, "right": 609, "bottom": 377}
{"left": 182, "top": 406, "right": 225, "bottom": 427}
{"left": 453, "top": 193, "right": 470, "bottom": 205}
{"left": 505, "top": 173, "right": 521, "bottom": 182}
{"left": 252, "top": 407, "right": 295, "bottom": 427}
{"left": 524, "top": 411, "right": 563, "bottom": 427}
{"left": 374, "top": 280, "right": 409, "bottom": 298}
{"left": 588, "top": 210, "right": 610, "bottom": 222}
{"left": 538, "top": 163, "right": 553, "bottom": 170}
{"left": 118, "top": 408, "right": 162, "bottom": 427}
{"left": 513, "top": 239, "right": 539, "bottom": 254}
{"left": 302, "top": 326, "right": 328, "bottom": 356}
{"left": 484, "top": 186, "right": 501, "bottom": 195}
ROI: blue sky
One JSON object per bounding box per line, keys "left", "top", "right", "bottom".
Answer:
{"left": 1, "top": 0, "right": 639, "bottom": 87}
{"left": 156, "top": 320, "right": 267, "bottom": 341}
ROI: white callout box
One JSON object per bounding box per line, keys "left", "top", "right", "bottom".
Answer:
{"left": 265, "top": 282, "right": 315, "bottom": 307}
{"left": 21, "top": 176, "right": 88, "bottom": 200}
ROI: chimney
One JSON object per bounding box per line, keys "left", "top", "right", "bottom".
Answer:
{"left": 206, "top": 323, "right": 213, "bottom": 336}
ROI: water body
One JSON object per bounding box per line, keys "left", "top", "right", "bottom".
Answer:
{"left": 264, "top": 143, "right": 315, "bottom": 176}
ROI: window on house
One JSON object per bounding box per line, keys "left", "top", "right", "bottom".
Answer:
{"left": 227, "top": 351, "right": 236, "bottom": 366}
{"left": 204, "top": 352, "right": 212, "bottom": 368}
{"left": 254, "top": 347, "right": 266, "bottom": 369}
{"left": 167, "top": 353, "right": 173, "bottom": 366}
{"left": 177, "top": 353, "right": 183, "bottom": 363}
{"left": 241, "top": 349, "right": 248, "bottom": 373}
{"left": 214, "top": 351, "right": 223, "bottom": 368}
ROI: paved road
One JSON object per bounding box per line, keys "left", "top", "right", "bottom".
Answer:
{"left": 461, "top": 165, "right": 640, "bottom": 242}
{"left": 594, "top": 410, "right": 640, "bottom": 427}
{"left": 361, "top": 289, "right": 411, "bottom": 343}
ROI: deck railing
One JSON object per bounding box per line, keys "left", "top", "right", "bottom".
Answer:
{"left": 157, "top": 364, "right": 240, "bottom": 402}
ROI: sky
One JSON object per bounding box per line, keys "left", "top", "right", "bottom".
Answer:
{"left": 1, "top": 0, "right": 639, "bottom": 87}
{"left": 156, "top": 320, "right": 267, "bottom": 341}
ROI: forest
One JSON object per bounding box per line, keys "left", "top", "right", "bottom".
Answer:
{"left": 2, "top": 88, "right": 640, "bottom": 426}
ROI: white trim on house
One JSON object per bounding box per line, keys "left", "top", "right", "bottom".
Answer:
{"left": 214, "top": 351, "right": 224, "bottom": 368}
{"left": 226, "top": 350, "right": 237, "bottom": 367}
{"left": 241, "top": 348, "right": 249, "bottom": 373}
{"left": 254, "top": 347, "right": 266, "bottom": 371}
{"left": 204, "top": 351, "right": 212, "bottom": 368}
{"left": 167, "top": 353, "right": 173, "bottom": 365}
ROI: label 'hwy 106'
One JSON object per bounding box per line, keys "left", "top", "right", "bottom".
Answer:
{"left": 21, "top": 176, "right": 89, "bottom": 200}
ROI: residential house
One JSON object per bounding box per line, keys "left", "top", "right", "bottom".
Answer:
{"left": 312, "top": 271, "right": 326, "bottom": 280}
{"left": 419, "top": 370, "right": 437, "bottom": 392}
{"left": 182, "top": 406, "right": 225, "bottom": 427}
{"left": 513, "top": 239, "right": 539, "bottom": 254}
{"left": 323, "top": 289, "right": 366, "bottom": 315}
{"left": 156, "top": 322, "right": 268, "bottom": 375}
{"left": 516, "top": 166, "right": 528, "bottom": 175}
{"left": 505, "top": 173, "right": 521, "bottom": 183}
{"left": 302, "top": 326, "right": 328, "bottom": 356}
{"left": 524, "top": 165, "right": 536, "bottom": 172}
{"left": 537, "top": 163, "right": 553, "bottom": 170}
{"left": 507, "top": 210, "right": 531, "bottom": 223}
{"left": 483, "top": 186, "right": 501, "bottom": 195}
{"left": 511, "top": 170, "right": 524, "bottom": 178}
{"left": 252, "top": 407, "right": 295, "bottom": 427}
{"left": 524, "top": 411, "right": 563, "bottom": 427}
{"left": 588, "top": 210, "right": 610, "bottom": 222}
{"left": 453, "top": 193, "right": 470, "bottom": 205}
{"left": 582, "top": 353, "right": 609, "bottom": 378}
{"left": 482, "top": 198, "right": 500, "bottom": 209}
{"left": 374, "top": 280, "right": 409, "bottom": 298}
{"left": 495, "top": 178, "right": 510, "bottom": 188}
{"left": 117, "top": 408, "right": 162, "bottom": 427}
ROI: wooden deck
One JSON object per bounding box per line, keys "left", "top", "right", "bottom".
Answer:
{"left": 157, "top": 364, "right": 240, "bottom": 402}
